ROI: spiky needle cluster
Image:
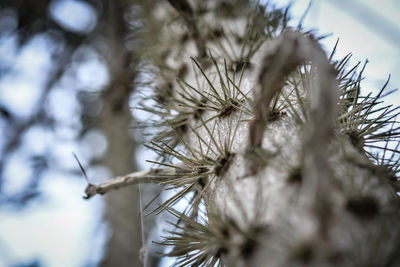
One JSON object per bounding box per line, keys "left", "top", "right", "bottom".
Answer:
{"left": 84, "top": 1, "right": 400, "bottom": 266}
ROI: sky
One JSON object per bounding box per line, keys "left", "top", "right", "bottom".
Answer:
{"left": 280, "top": 0, "right": 400, "bottom": 99}
{"left": 0, "top": 0, "right": 399, "bottom": 267}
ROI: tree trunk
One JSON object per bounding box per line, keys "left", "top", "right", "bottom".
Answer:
{"left": 96, "top": 1, "right": 142, "bottom": 266}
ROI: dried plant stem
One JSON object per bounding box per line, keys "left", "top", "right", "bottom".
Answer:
{"left": 84, "top": 167, "right": 187, "bottom": 199}
{"left": 249, "top": 30, "right": 338, "bottom": 237}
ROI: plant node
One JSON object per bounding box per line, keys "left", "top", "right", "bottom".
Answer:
{"left": 214, "top": 151, "right": 235, "bottom": 176}
{"left": 291, "top": 242, "right": 314, "bottom": 264}
{"left": 193, "top": 97, "right": 207, "bottom": 119}
{"left": 219, "top": 98, "right": 241, "bottom": 118}
{"left": 287, "top": 167, "right": 303, "bottom": 184}
{"left": 231, "top": 61, "right": 251, "bottom": 73}
{"left": 347, "top": 130, "right": 365, "bottom": 149}
{"left": 269, "top": 109, "right": 286, "bottom": 122}
{"left": 346, "top": 195, "right": 379, "bottom": 219}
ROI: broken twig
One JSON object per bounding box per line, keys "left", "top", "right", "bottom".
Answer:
{"left": 84, "top": 166, "right": 187, "bottom": 199}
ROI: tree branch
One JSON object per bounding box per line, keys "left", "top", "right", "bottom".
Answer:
{"left": 84, "top": 166, "right": 188, "bottom": 199}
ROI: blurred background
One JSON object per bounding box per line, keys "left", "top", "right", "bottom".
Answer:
{"left": 0, "top": 0, "right": 398, "bottom": 266}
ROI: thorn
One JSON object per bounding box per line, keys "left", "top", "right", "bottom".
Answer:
{"left": 73, "top": 152, "right": 89, "bottom": 183}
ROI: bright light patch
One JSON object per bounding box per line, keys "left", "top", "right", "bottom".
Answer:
{"left": 47, "top": 87, "right": 80, "bottom": 123}
{"left": 0, "top": 35, "right": 52, "bottom": 118}
{"left": 2, "top": 151, "right": 33, "bottom": 195}
{"left": 0, "top": 79, "right": 42, "bottom": 118}
{"left": 50, "top": 0, "right": 97, "bottom": 34}
{"left": 80, "top": 129, "right": 108, "bottom": 160}
{"left": 51, "top": 140, "right": 81, "bottom": 170}
{"left": 76, "top": 58, "right": 109, "bottom": 91}
{"left": 0, "top": 173, "right": 105, "bottom": 267}
{"left": 22, "top": 126, "right": 53, "bottom": 155}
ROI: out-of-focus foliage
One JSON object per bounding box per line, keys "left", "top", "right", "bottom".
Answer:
{"left": 0, "top": 0, "right": 137, "bottom": 206}
{"left": 0, "top": 0, "right": 144, "bottom": 266}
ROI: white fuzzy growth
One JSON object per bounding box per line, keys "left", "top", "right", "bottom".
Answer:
{"left": 143, "top": 1, "right": 399, "bottom": 266}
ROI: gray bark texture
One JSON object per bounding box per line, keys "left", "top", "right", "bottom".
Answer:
{"left": 95, "top": 1, "right": 143, "bottom": 266}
